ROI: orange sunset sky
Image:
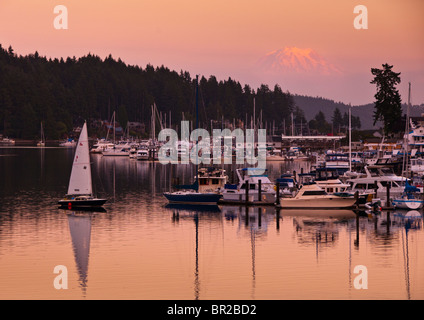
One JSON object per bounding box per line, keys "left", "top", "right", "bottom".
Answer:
{"left": 0, "top": 0, "right": 423, "bottom": 106}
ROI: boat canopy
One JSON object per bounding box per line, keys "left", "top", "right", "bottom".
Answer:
{"left": 404, "top": 180, "right": 420, "bottom": 193}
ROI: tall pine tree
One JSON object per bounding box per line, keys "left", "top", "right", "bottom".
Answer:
{"left": 371, "top": 63, "right": 402, "bottom": 136}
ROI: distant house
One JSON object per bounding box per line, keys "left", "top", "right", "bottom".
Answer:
{"left": 408, "top": 115, "right": 424, "bottom": 153}
{"left": 103, "top": 120, "right": 123, "bottom": 136}
{"left": 127, "top": 121, "right": 146, "bottom": 134}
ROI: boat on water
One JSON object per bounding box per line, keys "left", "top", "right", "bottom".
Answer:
{"left": 346, "top": 165, "right": 409, "bottom": 199}
{"left": 136, "top": 148, "right": 149, "bottom": 160}
{"left": 0, "top": 136, "right": 15, "bottom": 145}
{"left": 393, "top": 194, "right": 423, "bottom": 210}
{"left": 197, "top": 167, "right": 228, "bottom": 193}
{"left": 278, "top": 183, "right": 357, "bottom": 209}
{"left": 90, "top": 139, "right": 114, "bottom": 153}
{"left": 321, "top": 151, "right": 350, "bottom": 171}
{"left": 392, "top": 181, "right": 424, "bottom": 210}
{"left": 163, "top": 189, "right": 223, "bottom": 205}
{"left": 163, "top": 76, "right": 222, "bottom": 206}
{"left": 285, "top": 147, "right": 309, "bottom": 161}
{"left": 59, "top": 138, "right": 76, "bottom": 147}
{"left": 410, "top": 157, "right": 424, "bottom": 176}
{"left": 221, "top": 168, "right": 276, "bottom": 204}
{"left": 37, "top": 122, "right": 45, "bottom": 147}
{"left": 102, "top": 142, "right": 131, "bottom": 156}
{"left": 58, "top": 122, "right": 107, "bottom": 209}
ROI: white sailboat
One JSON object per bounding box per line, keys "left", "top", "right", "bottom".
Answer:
{"left": 58, "top": 122, "right": 107, "bottom": 208}
{"left": 392, "top": 83, "right": 423, "bottom": 210}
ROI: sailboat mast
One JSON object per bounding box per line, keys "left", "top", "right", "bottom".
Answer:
{"left": 195, "top": 75, "right": 199, "bottom": 191}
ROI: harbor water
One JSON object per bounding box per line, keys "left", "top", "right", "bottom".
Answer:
{"left": 1, "top": 146, "right": 423, "bottom": 300}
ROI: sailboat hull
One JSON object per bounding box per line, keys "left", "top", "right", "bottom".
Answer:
{"left": 163, "top": 192, "right": 222, "bottom": 205}
{"left": 392, "top": 199, "right": 423, "bottom": 210}
{"left": 58, "top": 198, "right": 107, "bottom": 208}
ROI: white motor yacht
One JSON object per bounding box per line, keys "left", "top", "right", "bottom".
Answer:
{"left": 136, "top": 148, "right": 149, "bottom": 160}
{"left": 222, "top": 168, "right": 276, "bottom": 204}
{"left": 278, "top": 183, "right": 357, "bottom": 209}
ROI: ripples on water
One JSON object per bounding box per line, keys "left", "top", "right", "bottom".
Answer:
{"left": 0, "top": 147, "right": 423, "bottom": 300}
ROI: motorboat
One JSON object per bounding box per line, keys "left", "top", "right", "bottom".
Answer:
{"left": 285, "top": 147, "right": 309, "bottom": 161}
{"left": 346, "top": 165, "right": 410, "bottom": 198}
{"left": 58, "top": 122, "right": 107, "bottom": 208}
{"left": 278, "top": 183, "right": 357, "bottom": 209}
{"left": 197, "top": 167, "right": 228, "bottom": 193}
{"left": 59, "top": 138, "right": 76, "bottom": 147}
{"left": 321, "top": 151, "right": 349, "bottom": 170}
{"left": 90, "top": 139, "right": 114, "bottom": 153}
{"left": 222, "top": 168, "right": 276, "bottom": 204}
{"left": 410, "top": 157, "right": 424, "bottom": 176}
{"left": 136, "top": 148, "right": 149, "bottom": 160}
{"left": 102, "top": 142, "right": 131, "bottom": 156}
{"left": 0, "top": 136, "right": 15, "bottom": 145}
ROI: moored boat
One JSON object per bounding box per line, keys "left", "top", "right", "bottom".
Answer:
{"left": 392, "top": 181, "right": 423, "bottom": 210}
{"left": 278, "top": 183, "right": 357, "bottom": 209}
{"left": 221, "top": 168, "right": 276, "bottom": 204}
{"left": 163, "top": 190, "right": 223, "bottom": 205}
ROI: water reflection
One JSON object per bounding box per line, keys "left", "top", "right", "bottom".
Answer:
{"left": 283, "top": 209, "right": 356, "bottom": 257}
{"left": 398, "top": 210, "right": 422, "bottom": 300}
{"left": 63, "top": 210, "right": 94, "bottom": 296}
{"left": 1, "top": 147, "right": 424, "bottom": 299}
{"left": 165, "top": 204, "right": 223, "bottom": 300}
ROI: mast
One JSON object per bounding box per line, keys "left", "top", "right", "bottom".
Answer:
{"left": 195, "top": 75, "right": 199, "bottom": 191}
{"left": 402, "top": 82, "right": 411, "bottom": 178}
{"left": 349, "top": 105, "right": 352, "bottom": 172}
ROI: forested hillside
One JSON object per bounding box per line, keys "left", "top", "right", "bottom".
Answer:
{"left": 0, "top": 45, "right": 295, "bottom": 140}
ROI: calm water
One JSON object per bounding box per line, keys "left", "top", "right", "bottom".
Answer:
{"left": 0, "top": 146, "right": 423, "bottom": 300}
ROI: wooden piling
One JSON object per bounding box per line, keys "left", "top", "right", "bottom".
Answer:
{"left": 245, "top": 181, "right": 249, "bottom": 205}
{"left": 275, "top": 208, "right": 280, "bottom": 231}
{"left": 275, "top": 182, "right": 280, "bottom": 206}
{"left": 258, "top": 207, "right": 262, "bottom": 228}
{"left": 383, "top": 183, "right": 394, "bottom": 210}
{"left": 258, "top": 179, "right": 262, "bottom": 201}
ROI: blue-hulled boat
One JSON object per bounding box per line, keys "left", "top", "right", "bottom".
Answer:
{"left": 163, "top": 190, "right": 223, "bottom": 205}
{"left": 163, "top": 76, "right": 223, "bottom": 206}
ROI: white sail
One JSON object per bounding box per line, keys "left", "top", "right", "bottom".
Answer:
{"left": 67, "top": 122, "right": 93, "bottom": 196}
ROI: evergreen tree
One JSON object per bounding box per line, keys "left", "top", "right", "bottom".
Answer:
{"left": 371, "top": 63, "right": 402, "bottom": 136}
{"left": 332, "top": 108, "right": 343, "bottom": 133}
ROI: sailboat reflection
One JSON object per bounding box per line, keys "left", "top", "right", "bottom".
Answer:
{"left": 398, "top": 210, "right": 422, "bottom": 300}
{"left": 165, "top": 204, "right": 222, "bottom": 300}
{"left": 65, "top": 210, "right": 98, "bottom": 296}
{"left": 221, "top": 206, "right": 274, "bottom": 299}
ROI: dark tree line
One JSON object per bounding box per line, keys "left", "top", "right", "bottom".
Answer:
{"left": 0, "top": 45, "right": 297, "bottom": 140}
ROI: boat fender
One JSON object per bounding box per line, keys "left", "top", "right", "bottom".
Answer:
{"left": 68, "top": 202, "right": 72, "bottom": 209}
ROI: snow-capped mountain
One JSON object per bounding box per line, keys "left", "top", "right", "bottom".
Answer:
{"left": 257, "top": 47, "right": 341, "bottom": 75}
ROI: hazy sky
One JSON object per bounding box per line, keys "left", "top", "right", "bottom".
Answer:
{"left": 0, "top": 0, "right": 423, "bottom": 105}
